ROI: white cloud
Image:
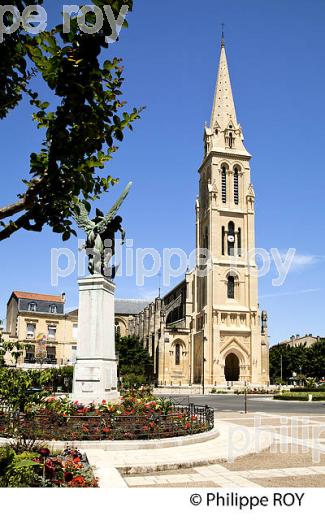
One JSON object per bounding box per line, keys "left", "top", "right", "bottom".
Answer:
{"left": 280, "top": 252, "right": 324, "bottom": 272}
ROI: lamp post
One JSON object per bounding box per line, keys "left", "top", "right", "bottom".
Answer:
{"left": 116, "top": 351, "right": 120, "bottom": 387}
{"left": 202, "top": 336, "right": 207, "bottom": 395}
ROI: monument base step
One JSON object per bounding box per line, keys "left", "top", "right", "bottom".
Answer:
{"left": 71, "top": 391, "right": 120, "bottom": 405}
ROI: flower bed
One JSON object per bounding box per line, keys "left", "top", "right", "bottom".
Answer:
{"left": 0, "top": 396, "right": 214, "bottom": 441}
{"left": 0, "top": 446, "right": 98, "bottom": 487}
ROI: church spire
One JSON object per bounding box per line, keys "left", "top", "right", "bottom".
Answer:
{"left": 203, "top": 34, "right": 249, "bottom": 157}
{"left": 210, "top": 35, "right": 238, "bottom": 130}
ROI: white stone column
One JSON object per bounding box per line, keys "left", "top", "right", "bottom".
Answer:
{"left": 72, "top": 275, "right": 120, "bottom": 403}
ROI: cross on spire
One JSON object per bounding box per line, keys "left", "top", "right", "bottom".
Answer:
{"left": 221, "top": 23, "right": 225, "bottom": 47}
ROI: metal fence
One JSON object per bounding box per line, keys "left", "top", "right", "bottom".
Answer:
{"left": 0, "top": 404, "right": 214, "bottom": 441}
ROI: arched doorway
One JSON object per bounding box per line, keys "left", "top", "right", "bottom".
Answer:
{"left": 224, "top": 353, "right": 240, "bottom": 382}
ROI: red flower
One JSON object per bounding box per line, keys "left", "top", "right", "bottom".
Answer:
{"left": 64, "top": 472, "right": 74, "bottom": 482}
{"left": 39, "top": 448, "right": 50, "bottom": 457}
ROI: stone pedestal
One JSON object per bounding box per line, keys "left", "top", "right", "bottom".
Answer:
{"left": 72, "top": 275, "right": 120, "bottom": 403}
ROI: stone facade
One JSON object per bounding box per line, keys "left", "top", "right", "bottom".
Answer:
{"left": 5, "top": 291, "right": 78, "bottom": 367}
{"left": 126, "top": 38, "right": 269, "bottom": 387}
{"left": 275, "top": 334, "right": 323, "bottom": 349}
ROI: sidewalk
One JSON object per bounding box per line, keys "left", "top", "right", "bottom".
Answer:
{"left": 86, "top": 418, "right": 273, "bottom": 488}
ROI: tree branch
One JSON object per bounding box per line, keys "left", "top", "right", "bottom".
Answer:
{"left": 0, "top": 210, "right": 34, "bottom": 242}
{"left": 0, "top": 178, "right": 42, "bottom": 220}
{"left": 0, "top": 198, "right": 28, "bottom": 220}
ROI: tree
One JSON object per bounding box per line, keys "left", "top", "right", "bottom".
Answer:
{"left": 269, "top": 340, "right": 325, "bottom": 383}
{"left": 0, "top": 368, "right": 52, "bottom": 412}
{"left": 115, "top": 334, "right": 154, "bottom": 385}
{"left": 0, "top": 1, "right": 142, "bottom": 242}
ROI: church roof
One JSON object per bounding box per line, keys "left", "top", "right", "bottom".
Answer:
{"left": 115, "top": 299, "right": 150, "bottom": 315}
{"left": 67, "top": 299, "right": 150, "bottom": 318}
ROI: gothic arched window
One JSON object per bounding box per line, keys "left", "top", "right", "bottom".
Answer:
{"left": 222, "top": 226, "right": 225, "bottom": 256}
{"left": 175, "top": 344, "right": 181, "bottom": 365}
{"left": 227, "top": 276, "right": 235, "bottom": 299}
{"left": 238, "top": 228, "right": 242, "bottom": 257}
{"left": 227, "top": 221, "right": 235, "bottom": 256}
{"left": 203, "top": 227, "right": 208, "bottom": 250}
{"left": 234, "top": 168, "right": 239, "bottom": 205}
{"left": 221, "top": 167, "right": 227, "bottom": 203}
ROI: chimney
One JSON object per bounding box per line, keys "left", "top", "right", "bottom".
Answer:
{"left": 61, "top": 292, "right": 66, "bottom": 303}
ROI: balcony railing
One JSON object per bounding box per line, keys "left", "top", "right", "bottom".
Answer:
{"left": 23, "top": 357, "right": 57, "bottom": 365}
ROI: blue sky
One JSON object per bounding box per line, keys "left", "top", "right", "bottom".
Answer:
{"left": 0, "top": 0, "right": 325, "bottom": 344}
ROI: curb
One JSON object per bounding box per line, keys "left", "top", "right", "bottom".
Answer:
{"left": 0, "top": 426, "right": 219, "bottom": 451}
{"left": 117, "top": 456, "right": 229, "bottom": 475}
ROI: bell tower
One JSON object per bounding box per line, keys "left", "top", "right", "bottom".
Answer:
{"left": 193, "top": 35, "right": 269, "bottom": 386}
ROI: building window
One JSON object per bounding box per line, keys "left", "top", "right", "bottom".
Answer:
{"left": 222, "top": 226, "right": 225, "bottom": 255}
{"left": 26, "top": 323, "right": 36, "bottom": 339}
{"left": 48, "top": 326, "right": 56, "bottom": 340}
{"left": 221, "top": 167, "right": 227, "bottom": 203}
{"left": 49, "top": 304, "right": 57, "bottom": 314}
{"left": 234, "top": 168, "right": 239, "bottom": 205}
{"left": 28, "top": 302, "right": 37, "bottom": 312}
{"left": 227, "top": 221, "right": 235, "bottom": 256}
{"left": 238, "top": 228, "right": 242, "bottom": 257}
{"left": 175, "top": 344, "right": 181, "bottom": 365}
{"left": 46, "top": 346, "right": 56, "bottom": 363}
{"left": 72, "top": 324, "right": 78, "bottom": 340}
{"left": 203, "top": 227, "right": 208, "bottom": 250}
{"left": 227, "top": 276, "right": 235, "bottom": 299}
{"left": 25, "top": 345, "right": 35, "bottom": 363}
{"left": 115, "top": 321, "right": 121, "bottom": 336}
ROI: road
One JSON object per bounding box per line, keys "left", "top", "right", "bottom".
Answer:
{"left": 158, "top": 393, "right": 325, "bottom": 414}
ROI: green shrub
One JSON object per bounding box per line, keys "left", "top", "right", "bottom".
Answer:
{"left": 310, "top": 393, "right": 325, "bottom": 401}
{"left": 290, "top": 386, "right": 325, "bottom": 393}
{"left": 0, "top": 450, "right": 42, "bottom": 488}
{"left": 0, "top": 447, "right": 15, "bottom": 483}
{"left": 121, "top": 373, "right": 147, "bottom": 388}
{"left": 274, "top": 393, "right": 309, "bottom": 401}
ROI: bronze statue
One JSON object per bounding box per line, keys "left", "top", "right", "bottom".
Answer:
{"left": 73, "top": 182, "right": 132, "bottom": 278}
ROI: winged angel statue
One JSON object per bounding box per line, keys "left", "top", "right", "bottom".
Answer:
{"left": 73, "top": 182, "right": 132, "bottom": 278}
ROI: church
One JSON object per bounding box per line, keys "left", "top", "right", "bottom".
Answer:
{"left": 115, "top": 36, "right": 270, "bottom": 388}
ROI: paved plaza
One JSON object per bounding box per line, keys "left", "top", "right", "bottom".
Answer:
{"left": 124, "top": 413, "right": 325, "bottom": 488}
{"left": 85, "top": 408, "right": 325, "bottom": 488}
